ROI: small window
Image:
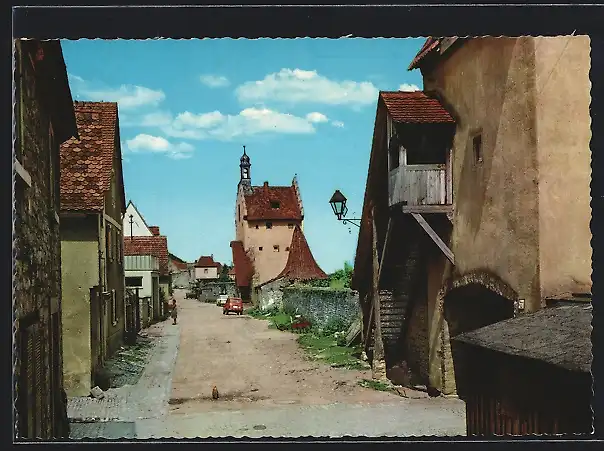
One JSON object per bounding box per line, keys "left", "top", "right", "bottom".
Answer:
{"left": 273, "top": 245, "right": 280, "bottom": 252}
{"left": 270, "top": 201, "right": 280, "bottom": 209}
{"left": 259, "top": 246, "right": 263, "bottom": 251}
{"left": 266, "top": 222, "right": 273, "bottom": 229}
{"left": 288, "top": 223, "right": 294, "bottom": 229}
{"left": 204, "top": 268, "right": 209, "bottom": 273}
{"left": 255, "top": 224, "right": 259, "bottom": 229}
{"left": 238, "top": 205, "right": 241, "bottom": 221}
{"left": 473, "top": 134, "right": 483, "bottom": 164}
{"left": 285, "top": 247, "right": 290, "bottom": 252}
{"left": 125, "top": 276, "right": 143, "bottom": 287}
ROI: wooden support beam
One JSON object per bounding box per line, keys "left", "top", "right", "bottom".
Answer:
{"left": 14, "top": 158, "right": 32, "bottom": 187}
{"left": 402, "top": 204, "right": 453, "bottom": 214}
{"left": 103, "top": 213, "right": 122, "bottom": 231}
{"left": 377, "top": 217, "right": 393, "bottom": 286}
{"left": 370, "top": 209, "right": 387, "bottom": 380}
{"left": 411, "top": 212, "right": 455, "bottom": 265}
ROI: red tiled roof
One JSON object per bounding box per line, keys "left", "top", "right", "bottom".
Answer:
{"left": 124, "top": 236, "right": 170, "bottom": 276}
{"left": 228, "top": 267, "right": 236, "bottom": 275}
{"left": 230, "top": 241, "right": 254, "bottom": 287}
{"left": 194, "top": 255, "right": 221, "bottom": 268}
{"left": 380, "top": 91, "right": 454, "bottom": 124}
{"left": 60, "top": 101, "right": 119, "bottom": 211}
{"left": 169, "top": 253, "right": 188, "bottom": 271}
{"left": 268, "top": 225, "right": 327, "bottom": 284}
{"left": 244, "top": 182, "right": 302, "bottom": 221}
{"left": 408, "top": 37, "right": 441, "bottom": 70}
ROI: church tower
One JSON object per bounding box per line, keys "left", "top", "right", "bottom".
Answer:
{"left": 239, "top": 145, "right": 253, "bottom": 195}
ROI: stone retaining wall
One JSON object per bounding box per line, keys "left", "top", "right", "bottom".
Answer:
{"left": 281, "top": 286, "right": 360, "bottom": 330}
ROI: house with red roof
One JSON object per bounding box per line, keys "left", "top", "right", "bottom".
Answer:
{"left": 232, "top": 147, "right": 321, "bottom": 297}
{"left": 59, "top": 101, "right": 127, "bottom": 397}
{"left": 122, "top": 200, "right": 173, "bottom": 299}
{"left": 194, "top": 255, "right": 222, "bottom": 280}
{"left": 354, "top": 36, "right": 592, "bottom": 400}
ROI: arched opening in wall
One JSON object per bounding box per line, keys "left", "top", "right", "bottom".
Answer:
{"left": 444, "top": 281, "right": 516, "bottom": 396}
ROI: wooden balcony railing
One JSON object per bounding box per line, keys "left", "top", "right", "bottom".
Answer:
{"left": 388, "top": 164, "right": 452, "bottom": 210}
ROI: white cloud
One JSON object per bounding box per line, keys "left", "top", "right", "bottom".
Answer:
{"left": 398, "top": 83, "right": 421, "bottom": 92}
{"left": 207, "top": 107, "right": 315, "bottom": 140}
{"left": 331, "top": 120, "right": 345, "bottom": 128}
{"left": 199, "top": 75, "right": 230, "bottom": 88}
{"left": 77, "top": 84, "right": 166, "bottom": 109}
{"left": 306, "top": 112, "right": 329, "bottom": 123}
{"left": 68, "top": 73, "right": 85, "bottom": 83}
{"left": 173, "top": 111, "right": 225, "bottom": 129}
{"left": 125, "top": 134, "right": 194, "bottom": 159}
{"left": 235, "top": 68, "right": 379, "bottom": 107}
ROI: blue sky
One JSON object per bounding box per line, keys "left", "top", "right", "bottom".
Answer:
{"left": 61, "top": 38, "right": 425, "bottom": 273}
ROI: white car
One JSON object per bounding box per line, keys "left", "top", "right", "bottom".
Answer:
{"left": 216, "top": 294, "right": 229, "bottom": 306}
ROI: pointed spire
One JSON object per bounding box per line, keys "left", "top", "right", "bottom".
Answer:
{"left": 276, "top": 225, "right": 327, "bottom": 282}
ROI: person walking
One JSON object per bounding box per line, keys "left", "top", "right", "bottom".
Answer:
{"left": 170, "top": 297, "right": 178, "bottom": 325}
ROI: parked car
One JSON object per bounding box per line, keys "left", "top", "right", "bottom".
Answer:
{"left": 223, "top": 297, "right": 243, "bottom": 315}
{"left": 216, "top": 294, "right": 229, "bottom": 306}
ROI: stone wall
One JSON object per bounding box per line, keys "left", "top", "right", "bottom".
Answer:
{"left": 257, "top": 278, "right": 288, "bottom": 311}
{"left": 13, "top": 40, "right": 70, "bottom": 438}
{"left": 197, "top": 280, "right": 237, "bottom": 302}
{"left": 282, "top": 286, "right": 360, "bottom": 330}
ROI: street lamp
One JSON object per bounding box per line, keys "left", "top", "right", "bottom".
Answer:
{"left": 329, "top": 190, "right": 361, "bottom": 228}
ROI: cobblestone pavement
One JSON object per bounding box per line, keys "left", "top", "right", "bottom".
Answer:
{"left": 69, "top": 421, "right": 136, "bottom": 440}
{"left": 67, "top": 319, "right": 180, "bottom": 427}
{"left": 136, "top": 399, "right": 466, "bottom": 438}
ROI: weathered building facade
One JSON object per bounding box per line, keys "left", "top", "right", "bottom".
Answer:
{"left": 13, "top": 39, "right": 78, "bottom": 438}
{"left": 169, "top": 252, "right": 191, "bottom": 288}
{"left": 234, "top": 147, "right": 305, "bottom": 286}
{"left": 123, "top": 235, "right": 171, "bottom": 320}
{"left": 60, "top": 101, "right": 127, "bottom": 397}
{"left": 353, "top": 36, "right": 592, "bottom": 396}
{"left": 194, "top": 255, "right": 221, "bottom": 280}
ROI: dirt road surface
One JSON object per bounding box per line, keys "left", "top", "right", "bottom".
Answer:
{"left": 169, "top": 290, "right": 405, "bottom": 416}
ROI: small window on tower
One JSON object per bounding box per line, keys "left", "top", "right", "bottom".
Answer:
{"left": 273, "top": 245, "right": 280, "bottom": 252}
{"left": 255, "top": 224, "right": 259, "bottom": 229}
{"left": 270, "top": 201, "right": 280, "bottom": 209}
{"left": 266, "top": 222, "right": 273, "bottom": 229}
{"left": 288, "top": 223, "right": 294, "bottom": 229}
{"left": 285, "top": 247, "right": 290, "bottom": 252}
{"left": 259, "top": 246, "right": 263, "bottom": 251}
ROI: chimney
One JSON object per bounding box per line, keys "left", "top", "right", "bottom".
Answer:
{"left": 263, "top": 181, "right": 269, "bottom": 188}
{"left": 149, "top": 226, "right": 160, "bottom": 236}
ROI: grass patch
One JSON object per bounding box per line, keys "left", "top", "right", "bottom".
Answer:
{"left": 358, "top": 379, "right": 393, "bottom": 392}
{"left": 297, "top": 333, "right": 366, "bottom": 370}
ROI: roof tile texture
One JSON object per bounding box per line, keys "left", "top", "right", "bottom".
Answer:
{"left": 274, "top": 224, "right": 327, "bottom": 282}
{"left": 60, "top": 101, "right": 119, "bottom": 211}
{"left": 195, "top": 255, "right": 221, "bottom": 268}
{"left": 123, "top": 236, "right": 170, "bottom": 276}
{"left": 230, "top": 241, "right": 254, "bottom": 287}
{"left": 380, "top": 91, "right": 454, "bottom": 124}
{"left": 244, "top": 184, "right": 302, "bottom": 221}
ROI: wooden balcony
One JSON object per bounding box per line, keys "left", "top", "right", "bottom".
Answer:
{"left": 388, "top": 164, "right": 453, "bottom": 213}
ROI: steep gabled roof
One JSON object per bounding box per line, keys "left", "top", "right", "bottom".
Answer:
{"left": 124, "top": 200, "right": 151, "bottom": 235}
{"left": 408, "top": 37, "right": 441, "bottom": 70}
{"left": 60, "top": 101, "right": 122, "bottom": 212}
{"left": 244, "top": 182, "right": 303, "bottom": 221}
{"left": 123, "top": 235, "right": 170, "bottom": 276}
{"left": 194, "top": 255, "right": 221, "bottom": 268}
{"left": 230, "top": 241, "right": 254, "bottom": 287}
{"left": 263, "top": 225, "right": 327, "bottom": 286}
{"left": 380, "top": 91, "right": 454, "bottom": 124}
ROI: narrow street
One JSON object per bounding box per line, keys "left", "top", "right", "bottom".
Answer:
{"left": 68, "top": 289, "right": 465, "bottom": 438}
{"left": 133, "top": 290, "right": 463, "bottom": 438}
